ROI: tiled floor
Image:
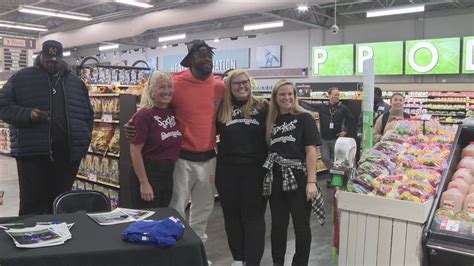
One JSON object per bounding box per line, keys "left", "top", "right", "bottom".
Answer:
{"left": 0, "top": 154, "right": 335, "bottom": 266}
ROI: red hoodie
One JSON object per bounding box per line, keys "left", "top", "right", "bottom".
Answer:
{"left": 171, "top": 69, "right": 225, "bottom": 152}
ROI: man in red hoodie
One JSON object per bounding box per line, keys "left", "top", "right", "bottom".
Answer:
{"left": 168, "top": 40, "right": 225, "bottom": 244}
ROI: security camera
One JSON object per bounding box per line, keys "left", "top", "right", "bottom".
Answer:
{"left": 331, "top": 24, "right": 339, "bottom": 34}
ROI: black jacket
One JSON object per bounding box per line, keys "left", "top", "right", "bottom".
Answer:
{"left": 0, "top": 61, "right": 93, "bottom": 161}
{"left": 300, "top": 101, "right": 355, "bottom": 140}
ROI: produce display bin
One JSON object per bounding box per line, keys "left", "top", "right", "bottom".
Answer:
{"left": 422, "top": 125, "right": 474, "bottom": 266}
{"left": 337, "top": 190, "right": 434, "bottom": 266}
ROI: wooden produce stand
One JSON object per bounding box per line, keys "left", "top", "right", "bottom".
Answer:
{"left": 337, "top": 191, "right": 434, "bottom": 266}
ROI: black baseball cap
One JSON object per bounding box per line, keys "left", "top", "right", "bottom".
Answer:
{"left": 180, "top": 40, "right": 215, "bottom": 67}
{"left": 41, "top": 40, "right": 63, "bottom": 62}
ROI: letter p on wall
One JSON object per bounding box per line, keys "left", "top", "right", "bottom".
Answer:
{"left": 357, "top": 46, "right": 374, "bottom": 74}
{"left": 464, "top": 39, "right": 474, "bottom": 72}
{"left": 313, "top": 48, "right": 328, "bottom": 75}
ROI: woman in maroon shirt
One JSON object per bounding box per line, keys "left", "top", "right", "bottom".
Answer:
{"left": 129, "top": 71, "right": 182, "bottom": 208}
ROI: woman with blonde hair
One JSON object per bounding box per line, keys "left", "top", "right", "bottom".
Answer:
{"left": 215, "top": 69, "right": 268, "bottom": 266}
{"left": 128, "top": 70, "right": 182, "bottom": 208}
{"left": 264, "top": 79, "right": 321, "bottom": 266}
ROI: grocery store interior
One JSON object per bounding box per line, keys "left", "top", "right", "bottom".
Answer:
{"left": 0, "top": 0, "right": 473, "bottom": 265}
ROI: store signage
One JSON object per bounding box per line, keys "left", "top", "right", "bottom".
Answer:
{"left": 2, "top": 37, "right": 36, "bottom": 49}
{"left": 405, "top": 37, "right": 460, "bottom": 75}
{"left": 163, "top": 48, "right": 250, "bottom": 72}
{"left": 312, "top": 44, "right": 353, "bottom": 76}
{"left": 462, "top": 36, "right": 474, "bottom": 74}
{"left": 356, "top": 41, "right": 403, "bottom": 75}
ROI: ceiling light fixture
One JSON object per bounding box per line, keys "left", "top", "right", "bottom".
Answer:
{"left": 63, "top": 51, "right": 71, "bottom": 57}
{"left": 297, "top": 5, "right": 309, "bottom": 12}
{"left": 99, "top": 43, "right": 119, "bottom": 51}
{"left": 243, "top": 20, "right": 284, "bottom": 31}
{"left": 0, "top": 20, "right": 47, "bottom": 32}
{"left": 158, "top": 33, "right": 186, "bottom": 42}
{"left": 213, "top": 38, "right": 220, "bottom": 43}
{"left": 367, "top": 4, "right": 425, "bottom": 18}
{"left": 162, "top": 45, "right": 168, "bottom": 49}
{"left": 19, "top": 5, "right": 92, "bottom": 21}
{"left": 114, "top": 0, "right": 153, "bottom": 8}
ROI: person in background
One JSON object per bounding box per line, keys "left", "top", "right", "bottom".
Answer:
{"left": 373, "top": 92, "right": 409, "bottom": 143}
{"left": 264, "top": 79, "right": 321, "bottom": 266}
{"left": 125, "top": 40, "right": 225, "bottom": 251}
{"left": 215, "top": 69, "right": 268, "bottom": 266}
{"left": 356, "top": 87, "right": 390, "bottom": 139}
{"left": 128, "top": 71, "right": 182, "bottom": 209}
{"left": 0, "top": 40, "right": 93, "bottom": 215}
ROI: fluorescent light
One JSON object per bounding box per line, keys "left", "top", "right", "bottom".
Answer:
{"left": 0, "top": 20, "right": 47, "bottom": 32}
{"left": 297, "top": 5, "right": 309, "bottom": 12}
{"left": 158, "top": 33, "right": 186, "bottom": 42}
{"left": 367, "top": 4, "right": 425, "bottom": 18}
{"left": 244, "top": 20, "right": 284, "bottom": 31}
{"left": 32, "top": 54, "right": 37, "bottom": 59}
{"left": 63, "top": 51, "right": 71, "bottom": 57}
{"left": 99, "top": 44, "right": 119, "bottom": 51}
{"left": 19, "top": 5, "right": 92, "bottom": 21}
{"left": 162, "top": 45, "right": 168, "bottom": 49}
{"left": 114, "top": 0, "right": 153, "bottom": 8}
{"left": 213, "top": 38, "right": 220, "bottom": 43}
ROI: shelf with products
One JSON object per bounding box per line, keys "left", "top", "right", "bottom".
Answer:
{"left": 75, "top": 60, "right": 149, "bottom": 207}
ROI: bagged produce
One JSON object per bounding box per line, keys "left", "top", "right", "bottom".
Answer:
{"left": 357, "top": 162, "right": 389, "bottom": 178}
{"left": 372, "top": 185, "right": 397, "bottom": 199}
{"left": 347, "top": 179, "right": 372, "bottom": 194}
{"left": 407, "top": 168, "right": 441, "bottom": 187}
{"left": 373, "top": 141, "right": 405, "bottom": 156}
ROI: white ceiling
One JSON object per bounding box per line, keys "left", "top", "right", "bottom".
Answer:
{"left": 0, "top": 0, "right": 472, "bottom": 52}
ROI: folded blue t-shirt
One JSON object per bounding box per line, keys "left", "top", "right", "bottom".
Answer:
{"left": 122, "top": 216, "right": 185, "bottom": 248}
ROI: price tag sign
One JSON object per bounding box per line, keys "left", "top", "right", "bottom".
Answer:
{"left": 421, "top": 114, "right": 432, "bottom": 121}
{"left": 102, "top": 114, "right": 113, "bottom": 123}
{"left": 89, "top": 174, "right": 97, "bottom": 182}
{"left": 440, "top": 219, "right": 460, "bottom": 232}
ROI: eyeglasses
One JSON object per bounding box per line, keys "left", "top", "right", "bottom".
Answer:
{"left": 231, "top": 79, "right": 250, "bottom": 86}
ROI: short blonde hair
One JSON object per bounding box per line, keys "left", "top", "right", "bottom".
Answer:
{"left": 217, "top": 69, "right": 265, "bottom": 123}
{"left": 265, "top": 79, "right": 306, "bottom": 144}
{"left": 139, "top": 70, "right": 173, "bottom": 108}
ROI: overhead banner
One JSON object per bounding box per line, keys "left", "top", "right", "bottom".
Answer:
{"left": 312, "top": 44, "right": 353, "bottom": 76}
{"left": 405, "top": 37, "right": 461, "bottom": 75}
{"left": 463, "top": 36, "right": 474, "bottom": 74}
{"left": 163, "top": 48, "right": 250, "bottom": 72}
{"left": 356, "top": 41, "right": 403, "bottom": 75}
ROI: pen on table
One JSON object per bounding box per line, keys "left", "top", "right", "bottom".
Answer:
{"left": 0, "top": 223, "right": 24, "bottom": 229}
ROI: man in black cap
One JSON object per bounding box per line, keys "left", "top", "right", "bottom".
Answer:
{"left": 126, "top": 40, "right": 225, "bottom": 248}
{"left": 0, "top": 40, "right": 93, "bottom": 215}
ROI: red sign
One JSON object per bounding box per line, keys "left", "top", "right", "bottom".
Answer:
{"left": 2, "top": 38, "right": 36, "bottom": 49}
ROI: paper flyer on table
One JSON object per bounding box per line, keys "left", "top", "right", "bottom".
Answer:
{"left": 87, "top": 208, "right": 155, "bottom": 225}
{"left": 5, "top": 223, "right": 72, "bottom": 248}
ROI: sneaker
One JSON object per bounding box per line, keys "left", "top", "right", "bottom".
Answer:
{"left": 231, "top": 261, "right": 245, "bottom": 266}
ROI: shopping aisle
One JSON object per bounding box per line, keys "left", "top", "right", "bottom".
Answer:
{"left": 0, "top": 155, "right": 19, "bottom": 217}
{"left": 0, "top": 155, "right": 335, "bottom": 265}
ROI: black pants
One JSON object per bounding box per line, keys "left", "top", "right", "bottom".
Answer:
{"left": 129, "top": 159, "right": 174, "bottom": 209}
{"left": 16, "top": 156, "right": 81, "bottom": 215}
{"left": 269, "top": 166, "right": 312, "bottom": 266}
{"left": 215, "top": 161, "right": 267, "bottom": 266}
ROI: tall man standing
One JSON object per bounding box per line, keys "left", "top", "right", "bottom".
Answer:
{"left": 168, "top": 40, "right": 225, "bottom": 244}
{"left": 0, "top": 40, "right": 93, "bottom": 215}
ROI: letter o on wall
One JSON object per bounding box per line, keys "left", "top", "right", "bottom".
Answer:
{"left": 408, "top": 42, "right": 439, "bottom": 73}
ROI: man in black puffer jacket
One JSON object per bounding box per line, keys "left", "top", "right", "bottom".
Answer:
{"left": 0, "top": 40, "right": 93, "bottom": 215}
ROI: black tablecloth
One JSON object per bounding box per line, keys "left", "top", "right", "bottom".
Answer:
{"left": 0, "top": 208, "right": 208, "bottom": 266}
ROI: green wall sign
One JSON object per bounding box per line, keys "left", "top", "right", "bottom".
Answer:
{"left": 312, "top": 44, "right": 353, "bottom": 76}
{"left": 463, "top": 36, "right": 474, "bottom": 74}
{"left": 405, "top": 37, "right": 460, "bottom": 75}
{"left": 356, "top": 41, "right": 403, "bottom": 75}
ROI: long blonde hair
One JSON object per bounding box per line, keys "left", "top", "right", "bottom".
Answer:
{"left": 217, "top": 69, "right": 265, "bottom": 123}
{"left": 139, "top": 70, "right": 173, "bottom": 108}
{"left": 265, "top": 79, "right": 307, "bottom": 144}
